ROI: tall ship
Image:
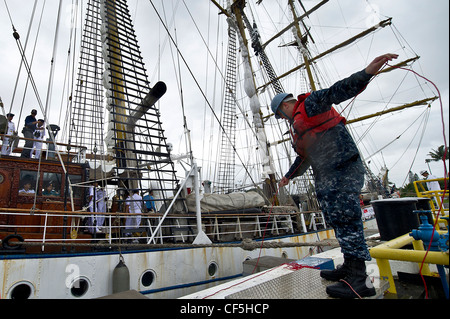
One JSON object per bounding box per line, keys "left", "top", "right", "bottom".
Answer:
{"left": 0, "top": 0, "right": 445, "bottom": 299}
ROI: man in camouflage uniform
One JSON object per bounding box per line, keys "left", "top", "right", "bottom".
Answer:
{"left": 272, "top": 53, "right": 398, "bottom": 298}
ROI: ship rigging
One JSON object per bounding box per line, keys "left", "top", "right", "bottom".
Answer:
{"left": 0, "top": 0, "right": 447, "bottom": 300}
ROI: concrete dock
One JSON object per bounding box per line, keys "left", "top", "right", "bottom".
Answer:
{"left": 181, "top": 251, "right": 389, "bottom": 299}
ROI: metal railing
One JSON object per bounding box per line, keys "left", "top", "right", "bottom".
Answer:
{"left": 413, "top": 177, "right": 449, "bottom": 229}
{"left": 370, "top": 231, "right": 449, "bottom": 295}
{"left": 1, "top": 208, "right": 330, "bottom": 252}
{"left": 368, "top": 177, "right": 449, "bottom": 296}
{"left": 0, "top": 133, "right": 87, "bottom": 163}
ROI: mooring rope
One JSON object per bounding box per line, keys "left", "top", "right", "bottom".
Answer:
{"left": 4, "top": 237, "right": 380, "bottom": 251}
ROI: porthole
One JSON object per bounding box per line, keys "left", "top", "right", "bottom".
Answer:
{"left": 70, "top": 277, "right": 90, "bottom": 298}
{"left": 281, "top": 251, "right": 288, "bottom": 259}
{"left": 8, "top": 281, "right": 34, "bottom": 299}
{"left": 140, "top": 270, "right": 156, "bottom": 287}
{"left": 208, "top": 261, "right": 218, "bottom": 277}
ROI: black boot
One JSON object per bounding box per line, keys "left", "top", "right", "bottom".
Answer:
{"left": 320, "top": 259, "right": 351, "bottom": 282}
{"left": 325, "top": 259, "right": 376, "bottom": 299}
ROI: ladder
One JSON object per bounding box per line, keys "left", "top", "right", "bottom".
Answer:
{"left": 70, "top": 0, "right": 180, "bottom": 210}
{"left": 217, "top": 25, "right": 238, "bottom": 194}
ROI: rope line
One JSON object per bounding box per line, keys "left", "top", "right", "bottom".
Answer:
{"left": 5, "top": 237, "right": 348, "bottom": 250}
{"left": 382, "top": 63, "right": 448, "bottom": 299}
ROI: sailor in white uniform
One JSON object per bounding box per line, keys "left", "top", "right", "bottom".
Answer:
{"left": 32, "top": 119, "right": 46, "bottom": 159}
{"left": 125, "top": 190, "right": 143, "bottom": 235}
{"left": 1, "top": 113, "right": 17, "bottom": 156}
{"left": 87, "top": 181, "right": 98, "bottom": 233}
{"left": 95, "top": 185, "right": 106, "bottom": 232}
{"left": 420, "top": 170, "right": 442, "bottom": 207}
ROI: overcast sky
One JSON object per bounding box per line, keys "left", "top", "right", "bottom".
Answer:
{"left": 0, "top": 0, "right": 448, "bottom": 188}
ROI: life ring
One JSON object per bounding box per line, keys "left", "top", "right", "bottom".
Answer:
{"left": 2, "top": 234, "right": 24, "bottom": 250}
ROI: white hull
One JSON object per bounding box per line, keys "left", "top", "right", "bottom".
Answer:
{"left": 1, "top": 230, "right": 335, "bottom": 299}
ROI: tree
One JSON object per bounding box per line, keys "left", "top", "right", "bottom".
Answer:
{"left": 426, "top": 145, "right": 449, "bottom": 163}
{"left": 399, "top": 182, "right": 418, "bottom": 197}
{"left": 408, "top": 170, "right": 419, "bottom": 184}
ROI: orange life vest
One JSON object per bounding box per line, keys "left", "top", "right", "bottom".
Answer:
{"left": 291, "top": 93, "right": 346, "bottom": 157}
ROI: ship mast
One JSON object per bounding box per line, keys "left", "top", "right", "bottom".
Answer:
{"left": 69, "top": 0, "right": 179, "bottom": 209}
{"left": 288, "top": 0, "right": 317, "bottom": 91}
{"left": 212, "top": 0, "right": 438, "bottom": 200}
{"left": 210, "top": 0, "right": 316, "bottom": 202}
{"left": 232, "top": 0, "right": 285, "bottom": 203}
{"left": 101, "top": 0, "right": 134, "bottom": 181}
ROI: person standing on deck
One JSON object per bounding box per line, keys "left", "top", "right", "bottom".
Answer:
{"left": 87, "top": 181, "right": 98, "bottom": 233}
{"left": 420, "top": 170, "right": 441, "bottom": 192}
{"left": 143, "top": 189, "right": 157, "bottom": 213}
{"left": 1, "top": 113, "right": 17, "bottom": 156}
{"left": 420, "top": 170, "right": 441, "bottom": 207}
{"left": 21, "top": 109, "right": 39, "bottom": 158}
{"left": 272, "top": 53, "right": 399, "bottom": 298}
{"left": 95, "top": 184, "right": 107, "bottom": 232}
{"left": 31, "top": 119, "right": 45, "bottom": 159}
{"left": 125, "top": 189, "right": 144, "bottom": 236}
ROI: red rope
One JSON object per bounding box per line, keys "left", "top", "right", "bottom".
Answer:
{"left": 339, "top": 279, "right": 363, "bottom": 299}
{"left": 384, "top": 63, "right": 447, "bottom": 299}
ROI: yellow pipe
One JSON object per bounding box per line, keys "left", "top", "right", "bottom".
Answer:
{"left": 371, "top": 246, "right": 448, "bottom": 265}
{"left": 413, "top": 178, "right": 449, "bottom": 231}
{"left": 412, "top": 240, "right": 431, "bottom": 276}
{"left": 370, "top": 232, "right": 449, "bottom": 294}
{"left": 370, "top": 180, "right": 448, "bottom": 295}
{"left": 370, "top": 233, "right": 449, "bottom": 265}
{"left": 376, "top": 259, "right": 396, "bottom": 294}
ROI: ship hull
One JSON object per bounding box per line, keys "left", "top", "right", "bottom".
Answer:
{"left": 1, "top": 229, "right": 335, "bottom": 299}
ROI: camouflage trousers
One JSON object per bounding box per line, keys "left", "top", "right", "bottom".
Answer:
{"left": 315, "top": 156, "right": 371, "bottom": 261}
